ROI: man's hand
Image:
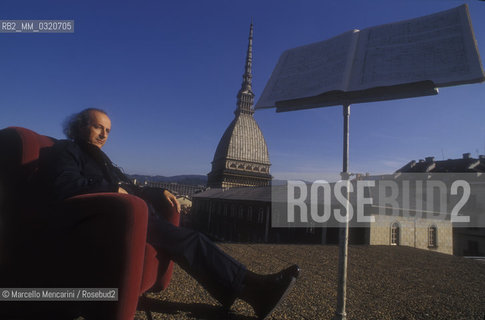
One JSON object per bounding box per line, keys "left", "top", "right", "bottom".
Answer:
{"left": 163, "top": 190, "right": 181, "bottom": 213}
{"left": 118, "top": 187, "right": 129, "bottom": 194}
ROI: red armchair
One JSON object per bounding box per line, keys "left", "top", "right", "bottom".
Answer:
{"left": 0, "top": 127, "right": 179, "bottom": 319}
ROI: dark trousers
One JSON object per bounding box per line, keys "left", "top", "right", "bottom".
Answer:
{"left": 146, "top": 205, "right": 247, "bottom": 306}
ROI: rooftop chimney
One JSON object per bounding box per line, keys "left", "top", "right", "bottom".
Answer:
{"left": 425, "top": 156, "right": 435, "bottom": 162}
{"left": 463, "top": 153, "right": 471, "bottom": 159}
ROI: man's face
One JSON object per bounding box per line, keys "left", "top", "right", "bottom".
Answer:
{"left": 84, "top": 110, "right": 111, "bottom": 149}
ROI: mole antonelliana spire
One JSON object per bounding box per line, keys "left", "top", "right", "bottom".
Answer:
{"left": 235, "top": 19, "right": 254, "bottom": 116}
{"left": 207, "top": 21, "right": 272, "bottom": 189}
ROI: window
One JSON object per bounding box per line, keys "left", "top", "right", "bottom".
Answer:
{"left": 258, "top": 208, "right": 264, "bottom": 224}
{"left": 428, "top": 225, "right": 437, "bottom": 248}
{"left": 391, "top": 222, "right": 400, "bottom": 245}
{"left": 239, "top": 207, "right": 244, "bottom": 219}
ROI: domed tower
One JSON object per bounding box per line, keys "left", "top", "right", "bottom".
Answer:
{"left": 207, "top": 22, "right": 271, "bottom": 189}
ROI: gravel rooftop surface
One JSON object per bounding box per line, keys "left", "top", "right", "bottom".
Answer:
{"left": 135, "top": 244, "right": 485, "bottom": 320}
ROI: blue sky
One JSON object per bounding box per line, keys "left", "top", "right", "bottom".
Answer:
{"left": 1, "top": 0, "right": 485, "bottom": 181}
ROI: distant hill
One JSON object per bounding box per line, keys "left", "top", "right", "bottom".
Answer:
{"left": 128, "top": 174, "right": 208, "bottom": 186}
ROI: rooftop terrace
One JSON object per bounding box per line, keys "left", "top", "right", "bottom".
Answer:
{"left": 136, "top": 244, "right": 485, "bottom": 320}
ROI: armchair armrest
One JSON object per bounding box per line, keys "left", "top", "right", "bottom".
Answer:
{"left": 1, "top": 193, "right": 149, "bottom": 320}
{"left": 141, "top": 205, "right": 180, "bottom": 293}
{"left": 60, "top": 193, "right": 149, "bottom": 320}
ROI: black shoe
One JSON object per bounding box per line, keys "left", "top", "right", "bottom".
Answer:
{"left": 248, "top": 265, "right": 300, "bottom": 320}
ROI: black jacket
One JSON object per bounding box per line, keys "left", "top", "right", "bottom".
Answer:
{"left": 39, "top": 139, "right": 135, "bottom": 203}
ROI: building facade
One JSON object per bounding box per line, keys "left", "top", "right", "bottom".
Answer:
{"left": 192, "top": 186, "right": 454, "bottom": 254}
{"left": 368, "top": 214, "right": 453, "bottom": 255}
{"left": 192, "top": 187, "right": 320, "bottom": 243}
{"left": 396, "top": 153, "right": 485, "bottom": 256}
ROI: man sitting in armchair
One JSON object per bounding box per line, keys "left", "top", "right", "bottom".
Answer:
{"left": 40, "top": 108, "right": 300, "bottom": 320}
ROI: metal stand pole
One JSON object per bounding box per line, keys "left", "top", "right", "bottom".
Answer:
{"left": 334, "top": 104, "right": 350, "bottom": 320}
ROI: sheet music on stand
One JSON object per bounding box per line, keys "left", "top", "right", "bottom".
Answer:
{"left": 256, "top": 4, "right": 484, "bottom": 112}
